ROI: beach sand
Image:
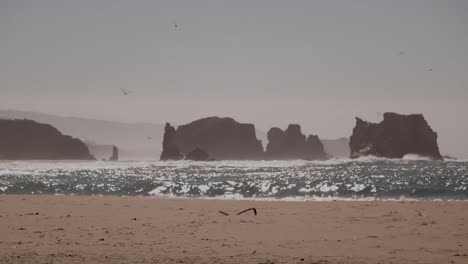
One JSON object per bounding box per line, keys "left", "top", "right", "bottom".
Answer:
{"left": 0, "top": 195, "right": 467, "bottom": 264}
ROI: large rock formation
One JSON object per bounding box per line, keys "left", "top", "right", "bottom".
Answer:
{"left": 109, "top": 146, "right": 119, "bottom": 161}
{"left": 174, "top": 117, "right": 264, "bottom": 160}
{"left": 349, "top": 112, "right": 443, "bottom": 160}
{"left": 185, "top": 147, "right": 210, "bottom": 161}
{"left": 265, "top": 124, "right": 328, "bottom": 160}
{"left": 160, "top": 123, "right": 182, "bottom": 161}
{"left": 0, "top": 119, "right": 95, "bottom": 160}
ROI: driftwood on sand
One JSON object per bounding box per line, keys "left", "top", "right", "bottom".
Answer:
{"left": 218, "top": 208, "right": 258, "bottom": 216}
{"left": 218, "top": 210, "right": 230, "bottom": 216}
{"left": 237, "top": 208, "right": 257, "bottom": 216}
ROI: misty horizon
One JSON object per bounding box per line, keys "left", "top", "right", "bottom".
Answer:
{"left": 0, "top": 107, "right": 463, "bottom": 159}
{"left": 2, "top": 0, "right": 467, "bottom": 158}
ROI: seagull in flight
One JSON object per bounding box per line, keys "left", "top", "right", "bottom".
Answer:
{"left": 147, "top": 136, "right": 152, "bottom": 140}
{"left": 120, "top": 88, "right": 132, "bottom": 96}
{"left": 427, "top": 68, "right": 433, "bottom": 72}
{"left": 173, "top": 21, "right": 180, "bottom": 31}
{"left": 397, "top": 51, "right": 405, "bottom": 56}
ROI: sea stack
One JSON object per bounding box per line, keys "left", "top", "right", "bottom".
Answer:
{"left": 160, "top": 123, "right": 182, "bottom": 161}
{"left": 109, "top": 146, "right": 119, "bottom": 161}
{"left": 174, "top": 117, "right": 264, "bottom": 160}
{"left": 0, "top": 119, "right": 95, "bottom": 160}
{"left": 349, "top": 112, "right": 443, "bottom": 160}
{"left": 265, "top": 124, "right": 328, "bottom": 160}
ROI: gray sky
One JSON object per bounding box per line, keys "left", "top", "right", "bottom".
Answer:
{"left": 1, "top": 0, "right": 468, "bottom": 157}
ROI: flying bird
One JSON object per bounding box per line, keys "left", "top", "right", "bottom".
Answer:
{"left": 397, "top": 51, "right": 405, "bottom": 56}
{"left": 147, "top": 136, "right": 152, "bottom": 140}
{"left": 173, "top": 21, "right": 180, "bottom": 31}
{"left": 427, "top": 68, "right": 433, "bottom": 72}
{"left": 120, "top": 88, "right": 132, "bottom": 96}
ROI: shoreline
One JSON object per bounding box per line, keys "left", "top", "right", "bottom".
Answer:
{"left": 1, "top": 195, "right": 467, "bottom": 264}
{"left": 3, "top": 193, "right": 468, "bottom": 202}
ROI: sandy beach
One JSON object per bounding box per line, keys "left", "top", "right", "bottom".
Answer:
{"left": 0, "top": 195, "right": 467, "bottom": 264}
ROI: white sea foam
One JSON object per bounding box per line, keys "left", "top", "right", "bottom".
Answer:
{"left": 401, "top": 154, "right": 433, "bottom": 161}
{"left": 144, "top": 193, "right": 460, "bottom": 202}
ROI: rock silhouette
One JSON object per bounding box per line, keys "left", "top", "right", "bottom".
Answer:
{"left": 265, "top": 124, "right": 328, "bottom": 160}
{"left": 174, "top": 117, "right": 264, "bottom": 160}
{"left": 109, "top": 146, "right": 119, "bottom": 161}
{"left": 349, "top": 112, "right": 443, "bottom": 160}
{"left": 0, "top": 119, "right": 95, "bottom": 160}
{"left": 160, "top": 123, "right": 182, "bottom": 161}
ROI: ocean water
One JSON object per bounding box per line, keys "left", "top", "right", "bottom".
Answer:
{"left": 0, "top": 157, "right": 467, "bottom": 201}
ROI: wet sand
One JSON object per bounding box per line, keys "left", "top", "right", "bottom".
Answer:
{"left": 0, "top": 195, "right": 467, "bottom": 264}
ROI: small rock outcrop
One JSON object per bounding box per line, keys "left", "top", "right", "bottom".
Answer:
{"left": 265, "top": 124, "right": 328, "bottom": 160}
{"left": 185, "top": 147, "right": 210, "bottom": 161}
{"left": 160, "top": 123, "right": 182, "bottom": 161}
{"left": 0, "top": 119, "right": 95, "bottom": 160}
{"left": 349, "top": 112, "right": 443, "bottom": 160}
{"left": 174, "top": 117, "right": 264, "bottom": 160}
{"left": 109, "top": 146, "right": 119, "bottom": 161}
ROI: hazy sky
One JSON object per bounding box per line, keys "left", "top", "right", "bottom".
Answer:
{"left": 1, "top": 0, "right": 468, "bottom": 157}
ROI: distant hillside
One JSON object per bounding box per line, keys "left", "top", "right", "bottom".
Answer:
{"left": 0, "top": 110, "right": 164, "bottom": 160}
{"left": 0, "top": 119, "right": 95, "bottom": 160}
{"left": 322, "top": 138, "right": 350, "bottom": 158}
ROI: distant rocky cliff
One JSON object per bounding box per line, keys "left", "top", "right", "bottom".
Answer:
{"left": 349, "top": 113, "right": 442, "bottom": 160}
{"left": 0, "top": 119, "right": 95, "bottom": 160}
{"left": 174, "top": 117, "right": 264, "bottom": 160}
{"left": 109, "top": 146, "right": 119, "bottom": 161}
{"left": 160, "top": 123, "right": 182, "bottom": 161}
{"left": 0, "top": 109, "right": 164, "bottom": 160}
{"left": 160, "top": 117, "right": 330, "bottom": 161}
{"left": 265, "top": 124, "right": 328, "bottom": 160}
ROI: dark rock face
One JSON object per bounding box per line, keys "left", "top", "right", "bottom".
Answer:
{"left": 174, "top": 117, "right": 264, "bottom": 160}
{"left": 160, "top": 123, "right": 182, "bottom": 161}
{"left": 265, "top": 124, "right": 328, "bottom": 160}
{"left": 185, "top": 147, "right": 210, "bottom": 161}
{"left": 109, "top": 146, "right": 119, "bottom": 161}
{"left": 349, "top": 112, "right": 443, "bottom": 160}
{"left": 0, "top": 119, "right": 95, "bottom": 160}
